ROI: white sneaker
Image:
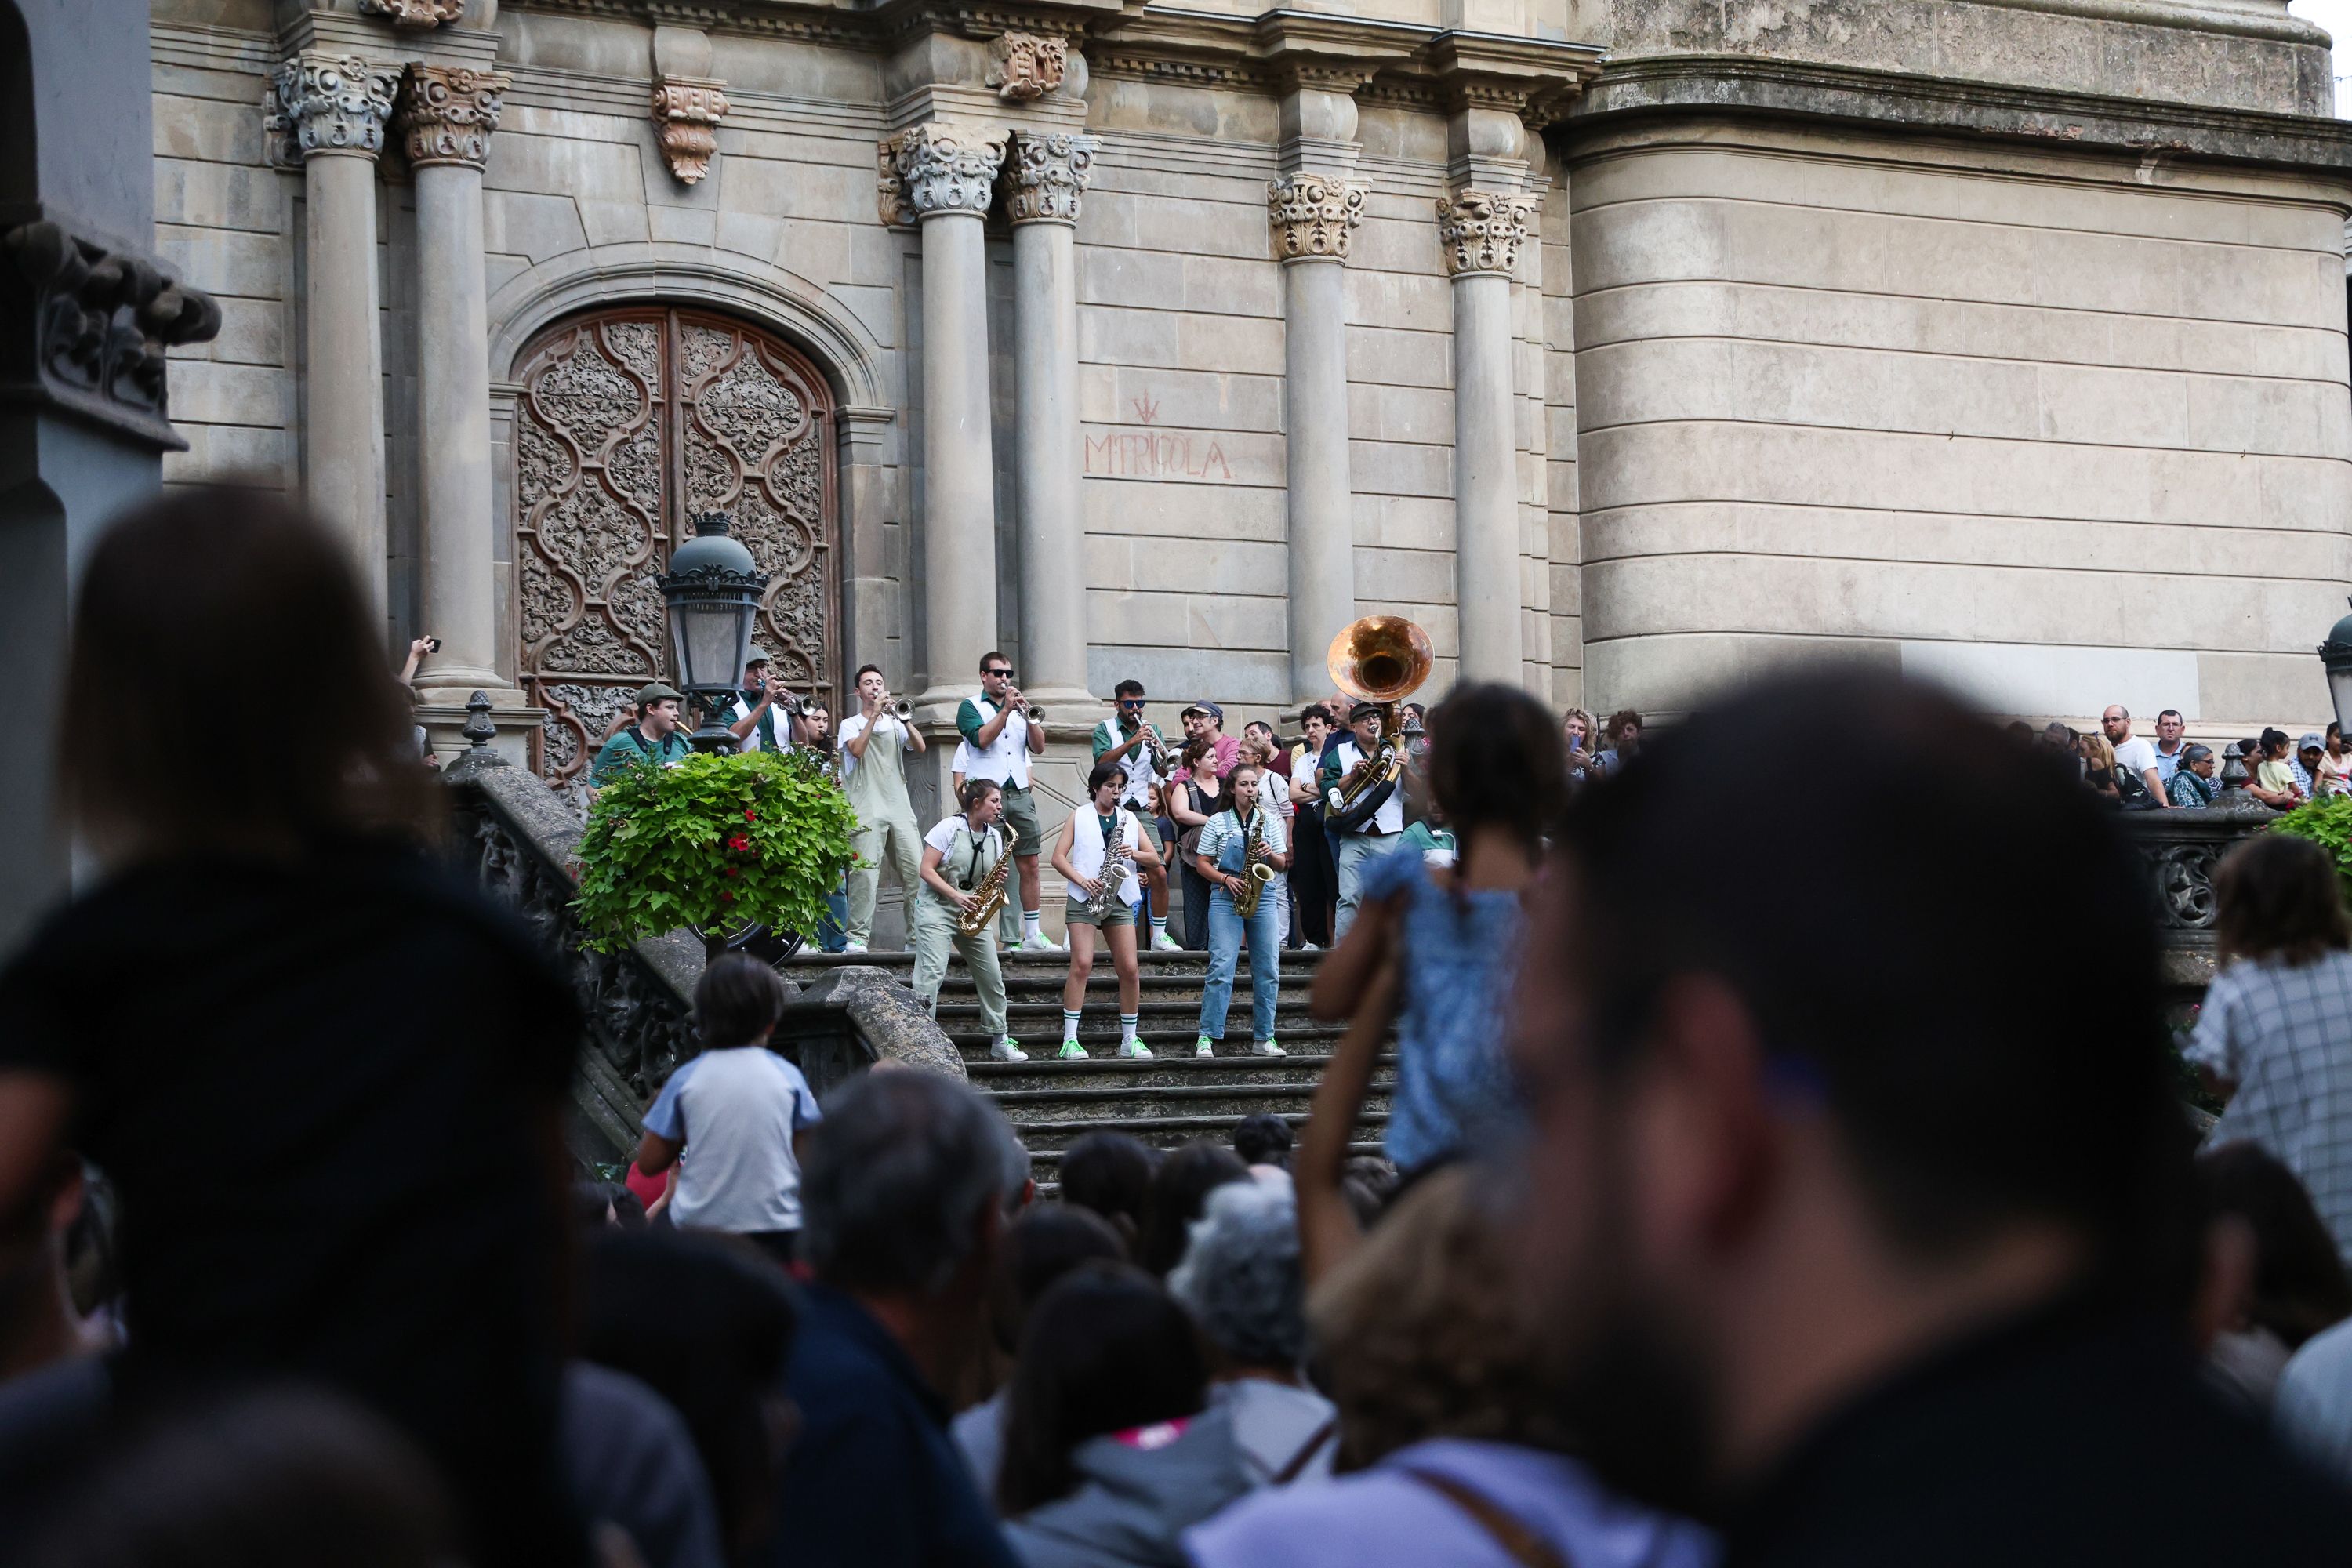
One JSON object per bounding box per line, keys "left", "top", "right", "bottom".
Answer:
{"left": 1250, "top": 1039, "right": 1286, "bottom": 1057}
{"left": 844, "top": 941, "right": 869, "bottom": 953}
{"left": 1018, "top": 931, "right": 1064, "bottom": 953}
{"left": 990, "top": 1037, "right": 1028, "bottom": 1062}
{"left": 1119, "top": 1039, "right": 1153, "bottom": 1059}
{"left": 1152, "top": 930, "right": 1184, "bottom": 952}
{"left": 1194, "top": 1036, "right": 1215, "bottom": 1058}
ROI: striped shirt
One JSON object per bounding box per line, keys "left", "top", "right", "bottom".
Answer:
{"left": 1196, "top": 808, "right": 1287, "bottom": 868}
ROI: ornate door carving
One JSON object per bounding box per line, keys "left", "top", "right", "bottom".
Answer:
{"left": 513, "top": 308, "right": 837, "bottom": 797}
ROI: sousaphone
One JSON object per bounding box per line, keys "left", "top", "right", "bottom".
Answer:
{"left": 1324, "top": 615, "right": 1433, "bottom": 832}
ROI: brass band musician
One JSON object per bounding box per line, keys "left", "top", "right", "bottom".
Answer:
{"left": 913, "top": 779, "right": 1022, "bottom": 1062}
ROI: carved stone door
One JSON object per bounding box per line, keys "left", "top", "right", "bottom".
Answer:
{"left": 512, "top": 308, "right": 837, "bottom": 797}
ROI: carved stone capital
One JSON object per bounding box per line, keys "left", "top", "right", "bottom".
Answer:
{"left": 1, "top": 217, "right": 222, "bottom": 451}
{"left": 267, "top": 52, "right": 399, "bottom": 163}
{"left": 1267, "top": 172, "right": 1368, "bottom": 262}
{"left": 877, "top": 125, "right": 1007, "bottom": 227}
{"left": 359, "top": 0, "right": 466, "bottom": 25}
{"left": 987, "top": 32, "right": 1069, "bottom": 101}
{"left": 1004, "top": 131, "right": 1100, "bottom": 226}
{"left": 652, "top": 74, "right": 730, "bottom": 185}
{"left": 395, "top": 64, "right": 512, "bottom": 170}
{"left": 1436, "top": 187, "right": 1537, "bottom": 276}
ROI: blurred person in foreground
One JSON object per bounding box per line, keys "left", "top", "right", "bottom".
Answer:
{"left": 769, "top": 1070, "right": 1021, "bottom": 1568}
{"left": 2186, "top": 833, "right": 2352, "bottom": 1263}
{"left": 2190, "top": 1142, "right": 2352, "bottom": 1413}
{"left": 1512, "top": 669, "right": 2352, "bottom": 1566}
{"left": 1185, "top": 1167, "right": 1711, "bottom": 1568}
{"left": 0, "top": 488, "right": 585, "bottom": 1564}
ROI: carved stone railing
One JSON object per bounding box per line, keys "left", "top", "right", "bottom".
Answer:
{"left": 2120, "top": 795, "right": 2276, "bottom": 1014}
{"left": 437, "top": 699, "right": 962, "bottom": 1161}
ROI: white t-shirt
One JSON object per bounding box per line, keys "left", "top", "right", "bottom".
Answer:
{"left": 641, "top": 1047, "right": 822, "bottom": 1232}
{"left": 2113, "top": 735, "right": 2158, "bottom": 782}
{"left": 836, "top": 712, "right": 913, "bottom": 782}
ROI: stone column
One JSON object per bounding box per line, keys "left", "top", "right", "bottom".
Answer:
{"left": 1006, "top": 130, "right": 1100, "bottom": 712}
{"left": 882, "top": 125, "right": 1009, "bottom": 713}
{"left": 1439, "top": 189, "right": 1536, "bottom": 686}
{"left": 271, "top": 52, "right": 398, "bottom": 618}
{"left": 397, "top": 64, "right": 514, "bottom": 700}
{"left": 1269, "top": 172, "right": 1367, "bottom": 701}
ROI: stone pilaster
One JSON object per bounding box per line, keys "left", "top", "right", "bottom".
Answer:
{"left": 1439, "top": 188, "right": 1538, "bottom": 684}
{"left": 1007, "top": 131, "right": 1100, "bottom": 713}
{"left": 881, "top": 125, "right": 1010, "bottom": 713}
{"left": 652, "top": 75, "right": 729, "bottom": 185}
{"left": 1269, "top": 171, "right": 1368, "bottom": 699}
{"left": 270, "top": 51, "right": 398, "bottom": 619}
{"left": 397, "top": 64, "right": 518, "bottom": 708}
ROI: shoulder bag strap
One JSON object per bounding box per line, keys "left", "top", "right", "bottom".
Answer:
{"left": 1399, "top": 1468, "right": 1573, "bottom": 1568}
{"left": 1270, "top": 1417, "right": 1337, "bottom": 1485}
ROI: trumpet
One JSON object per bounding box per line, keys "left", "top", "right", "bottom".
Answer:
{"left": 1024, "top": 706, "right": 1047, "bottom": 725}
{"left": 886, "top": 697, "right": 913, "bottom": 720}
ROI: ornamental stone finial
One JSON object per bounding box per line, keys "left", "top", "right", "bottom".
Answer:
{"left": 395, "top": 64, "right": 512, "bottom": 170}
{"left": 1004, "top": 131, "right": 1100, "bottom": 226}
{"left": 877, "top": 125, "right": 1008, "bottom": 227}
{"left": 652, "top": 75, "right": 730, "bottom": 184}
{"left": 1267, "top": 172, "right": 1369, "bottom": 262}
{"left": 360, "top": 0, "right": 466, "bottom": 25}
{"left": 987, "top": 32, "right": 1069, "bottom": 101}
{"left": 1436, "top": 188, "right": 1537, "bottom": 276}
{"left": 268, "top": 53, "right": 400, "bottom": 163}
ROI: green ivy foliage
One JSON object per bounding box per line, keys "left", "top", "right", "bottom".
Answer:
{"left": 2267, "top": 793, "right": 2352, "bottom": 906}
{"left": 574, "top": 749, "right": 861, "bottom": 953}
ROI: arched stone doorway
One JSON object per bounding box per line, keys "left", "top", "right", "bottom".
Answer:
{"left": 511, "top": 307, "right": 839, "bottom": 793}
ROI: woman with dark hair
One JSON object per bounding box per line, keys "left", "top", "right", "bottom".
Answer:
{"left": 996, "top": 1264, "right": 1250, "bottom": 1566}
{"left": 2194, "top": 1141, "right": 2352, "bottom": 1410}
{"left": 2187, "top": 833, "right": 2352, "bottom": 1265}
{"left": 1137, "top": 1140, "right": 1250, "bottom": 1279}
{"left": 1303, "top": 684, "right": 1569, "bottom": 1272}
{"left": 1057, "top": 1133, "right": 1156, "bottom": 1255}
{"left": 0, "top": 488, "right": 586, "bottom": 1566}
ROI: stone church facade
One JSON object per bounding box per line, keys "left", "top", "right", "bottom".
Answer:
{"left": 150, "top": 0, "right": 2352, "bottom": 808}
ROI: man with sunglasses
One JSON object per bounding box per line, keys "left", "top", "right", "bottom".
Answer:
{"left": 957, "top": 652, "right": 1057, "bottom": 951}
{"left": 1092, "top": 680, "right": 1182, "bottom": 951}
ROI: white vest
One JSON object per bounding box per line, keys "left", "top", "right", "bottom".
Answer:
{"left": 1330, "top": 738, "right": 1404, "bottom": 835}
{"left": 964, "top": 696, "right": 1033, "bottom": 790}
{"left": 1070, "top": 806, "right": 1143, "bottom": 906}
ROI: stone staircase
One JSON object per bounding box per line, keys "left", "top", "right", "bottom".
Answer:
{"left": 779, "top": 947, "right": 1392, "bottom": 1189}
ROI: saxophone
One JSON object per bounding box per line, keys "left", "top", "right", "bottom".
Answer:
{"left": 1231, "top": 811, "right": 1276, "bottom": 919}
{"left": 1082, "top": 819, "right": 1134, "bottom": 918}
{"left": 957, "top": 834, "right": 1014, "bottom": 937}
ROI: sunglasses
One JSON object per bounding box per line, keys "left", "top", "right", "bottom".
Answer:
{"left": 985, "top": 667, "right": 1014, "bottom": 679}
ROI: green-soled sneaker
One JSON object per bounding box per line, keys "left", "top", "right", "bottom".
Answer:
{"left": 1194, "top": 1036, "right": 1215, "bottom": 1058}
{"left": 1058, "top": 1040, "right": 1087, "bottom": 1060}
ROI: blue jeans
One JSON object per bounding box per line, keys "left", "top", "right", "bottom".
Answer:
{"left": 1199, "top": 889, "right": 1280, "bottom": 1041}
{"left": 817, "top": 873, "right": 849, "bottom": 953}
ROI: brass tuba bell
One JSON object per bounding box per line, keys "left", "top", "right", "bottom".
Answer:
{"left": 1327, "top": 616, "right": 1434, "bottom": 706}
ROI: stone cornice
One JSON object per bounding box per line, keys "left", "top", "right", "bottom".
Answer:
{"left": 1004, "top": 130, "right": 1102, "bottom": 224}
{"left": 1436, "top": 187, "right": 1535, "bottom": 276}
{"left": 878, "top": 123, "right": 1010, "bottom": 225}
{"left": 1566, "top": 54, "right": 2352, "bottom": 176}
{"left": 1268, "top": 171, "right": 1369, "bottom": 261}
{"left": 395, "top": 63, "right": 513, "bottom": 169}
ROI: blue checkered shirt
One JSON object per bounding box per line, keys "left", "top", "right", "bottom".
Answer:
{"left": 2187, "top": 949, "right": 2352, "bottom": 1262}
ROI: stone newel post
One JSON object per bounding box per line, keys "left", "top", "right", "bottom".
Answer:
{"left": 397, "top": 64, "right": 514, "bottom": 700}
{"left": 1006, "top": 131, "right": 1102, "bottom": 713}
{"left": 1269, "top": 172, "right": 1367, "bottom": 702}
{"left": 882, "top": 125, "right": 1008, "bottom": 714}
{"left": 1439, "top": 187, "right": 1536, "bottom": 686}
{"left": 270, "top": 52, "right": 398, "bottom": 619}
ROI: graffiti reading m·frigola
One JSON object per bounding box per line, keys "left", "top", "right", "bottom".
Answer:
{"left": 1084, "top": 430, "right": 1233, "bottom": 481}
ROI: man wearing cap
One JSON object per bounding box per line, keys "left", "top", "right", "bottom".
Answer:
{"left": 590, "top": 684, "right": 691, "bottom": 786}
{"left": 728, "top": 648, "right": 799, "bottom": 754}
{"left": 1319, "top": 700, "right": 1404, "bottom": 938}
{"left": 1177, "top": 701, "right": 1240, "bottom": 780}
{"left": 2295, "top": 732, "right": 2328, "bottom": 799}
{"left": 957, "top": 652, "right": 1056, "bottom": 951}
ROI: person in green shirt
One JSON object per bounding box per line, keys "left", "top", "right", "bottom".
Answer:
{"left": 589, "top": 683, "right": 692, "bottom": 788}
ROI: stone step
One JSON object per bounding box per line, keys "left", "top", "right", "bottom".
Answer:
{"left": 987, "top": 1081, "right": 1394, "bottom": 1125}
{"left": 967, "top": 1054, "right": 1393, "bottom": 1094}
{"left": 1007, "top": 1107, "right": 1390, "bottom": 1156}
{"left": 1026, "top": 1135, "right": 1391, "bottom": 1177}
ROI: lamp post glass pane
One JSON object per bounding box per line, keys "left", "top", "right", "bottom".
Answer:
{"left": 673, "top": 597, "right": 753, "bottom": 693}
{"left": 2329, "top": 664, "right": 2352, "bottom": 739}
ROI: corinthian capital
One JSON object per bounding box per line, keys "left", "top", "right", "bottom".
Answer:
{"left": 1436, "top": 188, "right": 1537, "bottom": 277}
{"left": 395, "top": 65, "right": 512, "bottom": 170}
{"left": 1267, "top": 172, "right": 1368, "bottom": 263}
{"left": 1004, "top": 132, "right": 1100, "bottom": 226}
{"left": 268, "top": 53, "right": 399, "bottom": 162}
{"left": 877, "top": 125, "right": 1009, "bottom": 227}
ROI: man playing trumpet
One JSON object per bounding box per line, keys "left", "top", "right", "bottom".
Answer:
{"left": 727, "top": 646, "right": 802, "bottom": 753}
{"left": 1047, "top": 763, "right": 1164, "bottom": 1060}
{"left": 837, "top": 663, "right": 926, "bottom": 953}
{"left": 1190, "top": 761, "right": 1290, "bottom": 1058}
{"left": 957, "top": 652, "right": 1056, "bottom": 951}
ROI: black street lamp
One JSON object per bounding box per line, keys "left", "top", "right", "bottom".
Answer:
{"left": 2321, "top": 598, "right": 2352, "bottom": 741}
{"left": 659, "top": 511, "right": 768, "bottom": 753}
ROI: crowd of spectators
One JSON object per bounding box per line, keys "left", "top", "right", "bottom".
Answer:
{"left": 2016, "top": 705, "right": 2352, "bottom": 812}
{"left": 5, "top": 487, "right": 2352, "bottom": 1568}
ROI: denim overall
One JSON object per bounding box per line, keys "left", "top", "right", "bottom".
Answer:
{"left": 1199, "top": 814, "right": 1280, "bottom": 1043}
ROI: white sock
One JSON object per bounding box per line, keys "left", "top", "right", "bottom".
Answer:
{"left": 1121, "top": 1013, "right": 1139, "bottom": 1045}
{"left": 1063, "top": 1008, "right": 1082, "bottom": 1044}
{"left": 1152, "top": 915, "right": 1168, "bottom": 936}
{"left": 1024, "top": 909, "right": 1042, "bottom": 938}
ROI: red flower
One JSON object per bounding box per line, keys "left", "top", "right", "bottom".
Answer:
{"left": 721, "top": 890, "right": 735, "bottom": 902}
{"left": 728, "top": 835, "right": 751, "bottom": 853}
{"left": 723, "top": 866, "right": 739, "bottom": 878}
{"left": 743, "top": 809, "right": 757, "bottom": 822}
